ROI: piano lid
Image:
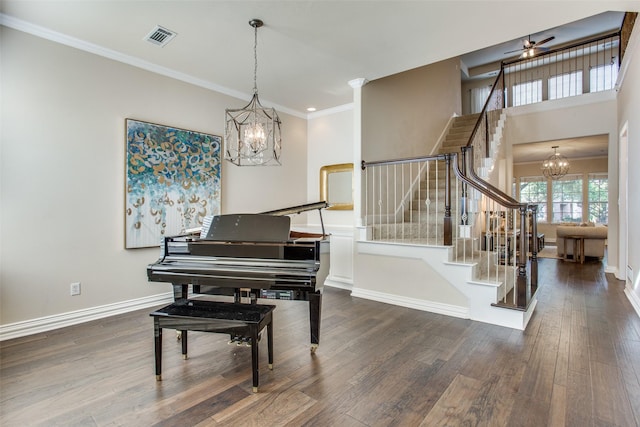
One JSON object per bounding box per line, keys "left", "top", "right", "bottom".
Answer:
{"left": 203, "top": 214, "right": 291, "bottom": 242}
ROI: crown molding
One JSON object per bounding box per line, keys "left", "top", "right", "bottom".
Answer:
{"left": 0, "top": 14, "right": 306, "bottom": 119}
{"left": 307, "top": 103, "right": 354, "bottom": 119}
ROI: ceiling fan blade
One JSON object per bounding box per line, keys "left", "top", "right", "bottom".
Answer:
{"left": 504, "top": 48, "right": 524, "bottom": 54}
{"left": 534, "top": 36, "right": 555, "bottom": 47}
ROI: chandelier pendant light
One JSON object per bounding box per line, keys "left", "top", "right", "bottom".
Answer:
{"left": 541, "top": 145, "right": 570, "bottom": 180}
{"left": 225, "top": 19, "right": 282, "bottom": 166}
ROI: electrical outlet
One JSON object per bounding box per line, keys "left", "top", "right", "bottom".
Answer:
{"left": 70, "top": 282, "right": 81, "bottom": 296}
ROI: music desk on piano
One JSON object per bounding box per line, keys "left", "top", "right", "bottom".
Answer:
{"left": 147, "top": 202, "right": 330, "bottom": 352}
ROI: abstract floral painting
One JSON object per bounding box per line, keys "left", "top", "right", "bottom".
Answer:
{"left": 125, "top": 119, "right": 221, "bottom": 248}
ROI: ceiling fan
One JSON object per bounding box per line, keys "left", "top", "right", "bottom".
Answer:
{"left": 505, "top": 35, "right": 555, "bottom": 58}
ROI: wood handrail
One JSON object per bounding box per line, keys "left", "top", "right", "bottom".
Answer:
{"left": 466, "top": 68, "right": 504, "bottom": 149}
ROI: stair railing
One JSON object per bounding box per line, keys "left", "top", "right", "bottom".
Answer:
{"left": 457, "top": 146, "right": 538, "bottom": 309}
{"left": 362, "top": 154, "right": 454, "bottom": 246}
{"left": 459, "top": 63, "right": 538, "bottom": 309}
{"left": 465, "top": 68, "right": 505, "bottom": 174}
{"left": 361, "top": 149, "right": 538, "bottom": 310}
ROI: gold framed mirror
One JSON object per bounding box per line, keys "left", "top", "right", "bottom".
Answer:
{"left": 320, "top": 163, "right": 354, "bottom": 210}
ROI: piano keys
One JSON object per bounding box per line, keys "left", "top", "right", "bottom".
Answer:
{"left": 147, "top": 202, "right": 330, "bottom": 351}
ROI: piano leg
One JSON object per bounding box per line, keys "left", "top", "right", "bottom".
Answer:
{"left": 172, "top": 284, "right": 188, "bottom": 301}
{"left": 268, "top": 317, "right": 274, "bottom": 370}
{"left": 154, "top": 319, "right": 162, "bottom": 381}
{"left": 251, "top": 326, "right": 259, "bottom": 393}
{"left": 309, "top": 291, "right": 322, "bottom": 353}
{"left": 181, "top": 330, "right": 188, "bottom": 359}
{"left": 173, "top": 285, "right": 187, "bottom": 342}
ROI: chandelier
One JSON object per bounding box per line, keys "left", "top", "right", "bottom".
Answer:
{"left": 541, "top": 145, "right": 569, "bottom": 180}
{"left": 225, "top": 19, "right": 282, "bottom": 166}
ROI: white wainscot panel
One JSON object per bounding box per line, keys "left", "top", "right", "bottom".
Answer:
{"left": 327, "top": 232, "right": 353, "bottom": 289}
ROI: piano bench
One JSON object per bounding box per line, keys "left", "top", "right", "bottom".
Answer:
{"left": 150, "top": 300, "right": 275, "bottom": 393}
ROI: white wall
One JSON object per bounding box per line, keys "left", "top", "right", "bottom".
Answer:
{"left": 616, "top": 21, "right": 640, "bottom": 312}
{"left": 0, "top": 27, "right": 308, "bottom": 326}
{"left": 307, "top": 106, "right": 355, "bottom": 229}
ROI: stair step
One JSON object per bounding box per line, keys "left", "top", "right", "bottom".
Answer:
{"left": 448, "top": 125, "right": 476, "bottom": 135}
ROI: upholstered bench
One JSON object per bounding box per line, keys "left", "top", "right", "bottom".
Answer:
{"left": 150, "top": 300, "right": 275, "bottom": 392}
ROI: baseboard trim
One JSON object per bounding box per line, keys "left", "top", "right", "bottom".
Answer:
{"left": 0, "top": 293, "right": 174, "bottom": 341}
{"left": 351, "top": 287, "right": 468, "bottom": 319}
{"left": 605, "top": 265, "right": 618, "bottom": 275}
{"left": 625, "top": 286, "right": 640, "bottom": 319}
{"left": 324, "top": 279, "right": 353, "bottom": 291}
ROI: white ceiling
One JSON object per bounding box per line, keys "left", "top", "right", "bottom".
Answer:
{"left": 2, "top": 1, "right": 639, "bottom": 116}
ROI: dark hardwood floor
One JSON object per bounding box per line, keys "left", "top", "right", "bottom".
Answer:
{"left": 1, "top": 257, "right": 639, "bottom": 426}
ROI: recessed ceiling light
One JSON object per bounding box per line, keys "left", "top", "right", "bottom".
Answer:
{"left": 306, "top": 107, "right": 317, "bottom": 112}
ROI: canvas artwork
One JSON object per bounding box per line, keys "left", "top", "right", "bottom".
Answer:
{"left": 125, "top": 119, "right": 221, "bottom": 248}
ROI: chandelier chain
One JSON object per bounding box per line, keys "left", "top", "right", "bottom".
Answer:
{"left": 253, "top": 23, "right": 258, "bottom": 95}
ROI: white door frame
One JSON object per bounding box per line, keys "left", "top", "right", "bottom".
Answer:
{"left": 618, "top": 122, "right": 629, "bottom": 282}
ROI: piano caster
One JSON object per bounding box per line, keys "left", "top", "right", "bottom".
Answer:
{"left": 268, "top": 363, "right": 273, "bottom": 370}
{"left": 252, "top": 386, "right": 258, "bottom": 393}
{"left": 182, "top": 354, "right": 188, "bottom": 360}
{"left": 310, "top": 344, "right": 318, "bottom": 353}
{"left": 156, "top": 375, "right": 162, "bottom": 381}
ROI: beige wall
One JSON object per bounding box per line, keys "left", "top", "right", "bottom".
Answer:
{"left": 361, "top": 57, "right": 462, "bottom": 162}
{"left": 0, "top": 28, "right": 308, "bottom": 325}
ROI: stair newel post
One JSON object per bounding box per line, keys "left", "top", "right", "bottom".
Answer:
{"left": 444, "top": 154, "right": 452, "bottom": 246}
{"left": 516, "top": 205, "right": 528, "bottom": 307}
{"left": 529, "top": 205, "right": 539, "bottom": 291}
{"left": 499, "top": 64, "right": 506, "bottom": 109}
{"left": 459, "top": 146, "right": 470, "bottom": 229}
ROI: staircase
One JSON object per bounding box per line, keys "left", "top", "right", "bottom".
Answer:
{"left": 360, "top": 112, "right": 536, "bottom": 330}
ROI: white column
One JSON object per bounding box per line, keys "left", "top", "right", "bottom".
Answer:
{"left": 349, "top": 78, "right": 368, "bottom": 228}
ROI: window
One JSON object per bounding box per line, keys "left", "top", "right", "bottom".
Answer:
{"left": 590, "top": 63, "right": 618, "bottom": 92}
{"left": 470, "top": 85, "right": 491, "bottom": 114}
{"left": 552, "top": 176, "right": 583, "bottom": 223}
{"left": 512, "top": 80, "right": 542, "bottom": 107}
{"left": 519, "top": 176, "right": 547, "bottom": 221}
{"left": 548, "top": 71, "right": 583, "bottom": 100}
{"left": 588, "top": 173, "right": 608, "bottom": 224}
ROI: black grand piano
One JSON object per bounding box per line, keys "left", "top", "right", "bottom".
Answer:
{"left": 147, "top": 202, "right": 330, "bottom": 351}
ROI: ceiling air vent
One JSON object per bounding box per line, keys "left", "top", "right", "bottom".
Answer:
{"left": 145, "top": 25, "right": 177, "bottom": 47}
